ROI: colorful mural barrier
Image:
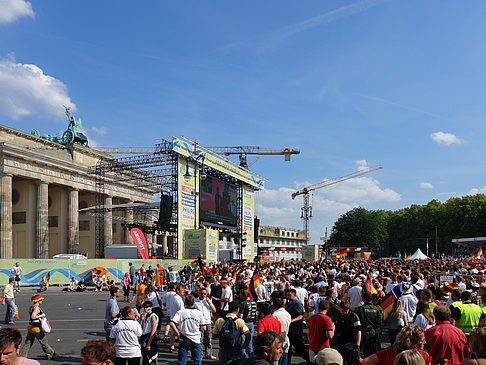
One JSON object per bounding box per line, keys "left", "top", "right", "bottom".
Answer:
{"left": 0, "top": 259, "right": 192, "bottom": 285}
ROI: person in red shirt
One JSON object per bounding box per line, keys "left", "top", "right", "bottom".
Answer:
{"left": 362, "top": 325, "right": 431, "bottom": 365}
{"left": 256, "top": 302, "right": 282, "bottom": 334}
{"left": 140, "top": 264, "right": 146, "bottom": 279}
{"left": 308, "top": 300, "right": 334, "bottom": 362}
{"left": 424, "top": 305, "right": 469, "bottom": 365}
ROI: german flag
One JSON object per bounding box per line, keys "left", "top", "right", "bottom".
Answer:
{"left": 42, "top": 271, "right": 50, "bottom": 288}
{"left": 336, "top": 250, "right": 347, "bottom": 259}
{"left": 363, "top": 277, "right": 377, "bottom": 295}
{"left": 476, "top": 248, "right": 483, "bottom": 258}
{"left": 380, "top": 292, "right": 396, "bottom": 320}
{"left": 249, "top": 272, "right": 262, "bottom": 301}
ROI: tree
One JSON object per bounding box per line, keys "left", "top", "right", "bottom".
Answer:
{"left": 329, "top": 207, "right": 388, "bottom": 255}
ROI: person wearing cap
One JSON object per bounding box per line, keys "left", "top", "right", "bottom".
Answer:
{"left": 19, "top": 295, "right": 56, "bottom": 360}
{"left": 399, "top": 283, "right": 418, "bottom": 323}
{"left": 315, "top": 348, "right": 343, "bottom": 365}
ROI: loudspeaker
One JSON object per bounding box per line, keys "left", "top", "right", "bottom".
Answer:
{"left": 158, "top": 194, "right": 173, "bottom": 230}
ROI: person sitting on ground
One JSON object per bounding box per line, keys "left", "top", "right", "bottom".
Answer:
{"left": 67, "top": 277, "right": 78, "bottom": 292}
{"left": 76, "top": 279, "right": 87, "bottom": 292}
{"left": 0, "top": 327, "right": 40, "bottom": 365}
{"left": 37, "top": 279, "right": 47, "bottom": 293}
{"left": 93, "top": 277, "right": 103, "bottom": 292}
{"left": 81, "top": 339, "right": 116, "bottom": 365}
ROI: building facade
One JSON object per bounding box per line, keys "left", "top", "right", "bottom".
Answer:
{"left": 257, "top": 224, "right": 307, "bottom": 261}
{"left": 0, "top": 124, "right": 156, "bottom": 258}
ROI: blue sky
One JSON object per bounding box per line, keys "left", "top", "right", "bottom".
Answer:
{"left": 1, "top": 0, "right": 486, "bottom": 244}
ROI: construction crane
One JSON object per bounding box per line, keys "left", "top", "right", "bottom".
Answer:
{"left": 95, "top": 146, "right": 300, "bottom": 169}
{"left": 291, "top": 165, "right": 383, "bottom": 244}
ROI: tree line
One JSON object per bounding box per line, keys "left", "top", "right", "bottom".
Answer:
{"left": 327, "top": 194, "right": 486, "bottom": 257}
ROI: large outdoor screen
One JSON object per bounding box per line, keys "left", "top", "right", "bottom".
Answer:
{"left": 200, "top": 175, "right": 237, "bottom": 227}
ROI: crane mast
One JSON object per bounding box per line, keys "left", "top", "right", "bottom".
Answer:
{"left": 292, "top": 165, "right": 383, "bottom": 244}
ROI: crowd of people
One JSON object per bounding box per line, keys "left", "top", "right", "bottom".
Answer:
{"left": 100, "top": 257, "right": 486, "bottom": 365}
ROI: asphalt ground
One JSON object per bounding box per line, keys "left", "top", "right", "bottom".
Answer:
{"left": 7, "top": 287, "right": 390, "bottom": 365}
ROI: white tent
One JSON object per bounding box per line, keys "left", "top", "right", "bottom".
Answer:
{"left": 406, "top": 248, "right": 429, "bottom": 260}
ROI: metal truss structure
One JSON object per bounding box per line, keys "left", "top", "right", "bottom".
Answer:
{"left": 89, "top": 140, "right": 179, "bottom": 258}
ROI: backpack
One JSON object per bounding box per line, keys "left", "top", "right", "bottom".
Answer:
{"left": 219, "top": 317, "right": 240, "bottom": 347}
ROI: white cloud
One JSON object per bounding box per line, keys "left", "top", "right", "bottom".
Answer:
{"left": 91, "top": 126, "right": 107, "bottom": 136}
{"left": 255, "top": 177, "right": 400, "bottom": 241}
{"left": 0, "top": 56, "right": 76, "bottom": 120}
{"left": 356, "top": 160, "right": 368, "bottom": 169}
{"left": 419, "top": 182, "right": 433, "bottom": 189}
{"left": 0, "top": 0, "right": 34, "bottom": 24}
{"left": 467, "top": 187, "right": 486, "bottom": 195}
{"left": 430, "top": 131, "right": 464, "bottom": 146}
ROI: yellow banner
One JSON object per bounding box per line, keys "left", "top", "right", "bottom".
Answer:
{"left": 172, "top": 137, "right": 265, "bottom": 190}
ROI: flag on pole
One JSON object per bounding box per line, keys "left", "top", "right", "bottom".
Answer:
{"left": 476, "top": 248, "right": 483, "bottom": 258}
{"left": 42, "top": 271, "right": 51, "bottom": 288}
{"left": 363, "top": 277, "right": 377, "bottom": 295}
{"left": 381, "top": 292, "right": 396, "bottom": 320}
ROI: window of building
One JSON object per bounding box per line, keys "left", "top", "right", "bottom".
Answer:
{"left": 79, "top": 220, "right": 90, "bottom": 231}
{"left": 112, "top": 223, "right": 117, "bottom": 233}
{"left": 12, "top": 211, "right": 26, "bottom": 224}
{"left": 48, "top": 216, "right": 58, "bottom": 228}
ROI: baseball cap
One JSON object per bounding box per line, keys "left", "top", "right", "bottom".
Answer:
{"left": 315, "top": 348, "right": 343, "bottom": 365}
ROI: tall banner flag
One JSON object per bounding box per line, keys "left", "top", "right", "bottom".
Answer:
{"left": 130, "top": 228, "right": 149, "bottom": 259}
{"left": 249, "top": 272, "right": 262, "bottom": 301}
{"left": 381, "top": 291, "right": 396, "bottom": 320}
{"left": 42, "top": 271, "right": 51, "bottom": 288}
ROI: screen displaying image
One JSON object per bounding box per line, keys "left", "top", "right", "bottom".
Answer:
{"left": 200, "top": 175, "right": 237, "bottom": 227}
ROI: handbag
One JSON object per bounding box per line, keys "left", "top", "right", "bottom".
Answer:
{"left": 40, "top": 317, "right": 51, "bottom": 333}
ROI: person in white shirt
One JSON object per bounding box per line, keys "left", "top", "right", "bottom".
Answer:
{"left": 293, "top": 279, "right": 308, "bottom": 309}
{"left": 194, "top": 288, "right": 216, "bottom": 359}
{"left": 140, "top": 301, "right": 159, "bottom": 365}
{"left": 166, "top": 284, "right": 185, "bottom": 352}
{"left": 11, "top": 263, "right": 22, "bottom": 293}
{"left": 272, "top": 297, "right": 291, "bottom": 365}
{"left": 170, "top": 295, "right": 206, "bottom": 365}
{"left": 399, "top": 283, "right": 418, "bottom": 323}
{"left": 348, "top": 278, "right": 363, "bottom": 310}
{"left": 109, "top": 306, "right": 142, "bottom": 364}
{"left": 213, "top": 281, "right": 232, "bottom": 317}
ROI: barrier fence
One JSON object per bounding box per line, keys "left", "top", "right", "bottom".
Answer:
{"left": 0, "top": 259, "right": 193, "bottom": 286}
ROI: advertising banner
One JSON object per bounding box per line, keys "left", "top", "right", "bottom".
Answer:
{"left": 178, "top": 157, "right": 198, "bottom": 259}
{"left": 172, "top": 137, "right": 265, "bottom": 190}
{"left": 183, "top": 229, "right": 219, "bottom": 261}
{"left": 184, "top": 229, "right": 205, "bottom": 259}
{"left": 130, "top": 228, "right": 149, "bottom": 259}
{"left": 206, "top": 229, "right": 218, "bottom": 262}
{"left": 302, "top": 245, "right": 319, "bottom": 262}
{"left": 242, "top": 184, "right": 255, "bottom": 260}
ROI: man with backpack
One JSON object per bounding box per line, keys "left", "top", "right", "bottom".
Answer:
{"left": 239, "top": 289, "right": 258, "bottom": 359}
{"left": 213, "top": 301, "right": 250, "bottom": 365}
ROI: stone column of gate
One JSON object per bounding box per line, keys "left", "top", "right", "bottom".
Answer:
{"left": 162, "top": 233, "right": 168, "bottom": 255}
{"left": 104, "top": 196, "right": 113, "bottom": 247}
{"left": 125, "top": 203, "right": 133, "bottom": 244}
{"left": 0, "top": 174, "right": 13, "bottom": 258}
{"left": 36, "top": 181, "right": 49, "bottom": 258}
{"left": 68, "top": 189, "right": 79, "bottom": 254}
